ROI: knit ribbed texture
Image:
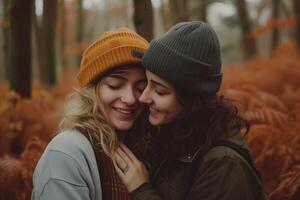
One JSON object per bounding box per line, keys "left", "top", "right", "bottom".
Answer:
{"left": 142, "top": 21, "right": 223, "bottom": 95}
{"left": 77, "top": 28, "right": 149, "bottom": 87}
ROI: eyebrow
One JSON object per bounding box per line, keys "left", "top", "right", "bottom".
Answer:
{"left": 108, "top": 74, "right": 127, "bottom": 81}
{"left": 108, "top": 74, "right": 147, "bottom": 84}
{"left": 150, "top": 80, "right": 170, "bottom": 90}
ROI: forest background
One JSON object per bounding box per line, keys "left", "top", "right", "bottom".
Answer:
{"left": 0, "top": 0, "right": 300, "bottom": 199}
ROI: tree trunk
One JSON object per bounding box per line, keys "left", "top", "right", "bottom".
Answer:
{"left": 169, "top": 0, "right": 189, "bottom": 23}
{"left": 235, "top": 0, "right": 258, "bottom": 59}
{"left": 271, "top": 0, "right": 280, "bottom": 50}
{"left": 133, "top": 0, "right": 153, "bottom": 41}
{"left": 293, "top": 0, "right": 300, "bottom": 51}
{"left": 3, "top": 0, "right": 10, "bottom": 81}
{"left": 76, "top": 0, "right": 84, "bottom": 67}
{"left": 160, "top": 0, "right": 173, "bottom": 31}
{"left": 43, "top": 0, "right": 58, "bottom": 86}
{"left": 9, "top": 0, "right": 33, "bottom": 97}
{"left": 179, "top": 0, "right": 189, "bottom": 21}
{"left": 59, "top": 0, "right": 67, "bottom": 69}
{"left": 33, "top": 1, "right": 45, "bottom": 82}
{"left": 200, "top": 0, "right": 207, "bottom": 22}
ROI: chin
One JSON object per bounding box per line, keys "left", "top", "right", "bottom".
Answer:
{"left": 114, "top": 121, "right": 134, "bottom": 131}
{"left": 149, "top": 116, "right": 163, "bottom": 126}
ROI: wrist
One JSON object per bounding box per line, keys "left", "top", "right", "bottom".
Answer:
{"left": 130, "top": 182, "right": 150, "bottom": 194}
{"left": 128, "top": 176, "right": 149, "bottom": 192}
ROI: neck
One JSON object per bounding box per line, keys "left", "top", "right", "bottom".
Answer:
{"left": 116, "top": 130, "right": 129, "bottom": 142}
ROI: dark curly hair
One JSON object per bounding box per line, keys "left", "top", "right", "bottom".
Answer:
{"left": 147, "top": 93, "right": 250, "bottom": 161}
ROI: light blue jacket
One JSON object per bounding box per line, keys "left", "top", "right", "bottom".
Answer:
{"left": 31, "top": 129, "right": 102, "bottom": 200}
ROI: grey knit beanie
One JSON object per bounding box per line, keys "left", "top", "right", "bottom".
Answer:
{"left": 142, "top": 21, "right": 223, "bottom": 96}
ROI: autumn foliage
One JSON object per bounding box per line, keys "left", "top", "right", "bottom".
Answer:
{"left": 221, "top": 42, "right": 300, "bottom": 199}
{"left": 0, "top": 44, "right": 300, "bottom": 199}
{"left": 0, "top": 77, "right": 76, "bottom": 199}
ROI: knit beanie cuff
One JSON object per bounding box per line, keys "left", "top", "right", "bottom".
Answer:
{"left": 77, "top": 28, "right": 149, "bottom": 87}
{"left": 142, "top": 40, "right": 222, "bottom": 95}
{"left": 77, "top": 46, "right": 144, "bottom": 87}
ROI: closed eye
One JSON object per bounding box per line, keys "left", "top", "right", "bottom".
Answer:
{"left": 154, "top": 86, "right": 169, "bottom": 95}
{"left": 155, "top": 90, "right": 167, "bottom": 96}
{"left": 107, "top": 84, "right": 122, "bottom": 90}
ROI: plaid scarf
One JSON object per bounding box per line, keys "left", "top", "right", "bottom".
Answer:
{"left": 93, "top": 147, "right": 131, "bottom": 200}
{"left": 81, "top": 131, "right": 130, "bottom": 199}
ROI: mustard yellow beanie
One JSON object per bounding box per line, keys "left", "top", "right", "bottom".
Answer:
{"left": 77, "top": 28, "right": 149, "bottom": 87}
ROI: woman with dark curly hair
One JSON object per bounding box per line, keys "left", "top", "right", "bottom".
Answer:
{"left": 113, "top": 21, "right": 267, "bottom": 200}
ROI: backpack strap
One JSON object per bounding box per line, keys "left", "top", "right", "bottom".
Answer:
{"left": 213, "top": 140, "right": 262, "bottom": 181}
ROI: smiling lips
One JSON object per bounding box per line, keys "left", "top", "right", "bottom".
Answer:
{"left": 113, "top": 107, "right": 138, "bottom": 120}
{"left": 149, "top": 106, "right": 159, "bottom": 116}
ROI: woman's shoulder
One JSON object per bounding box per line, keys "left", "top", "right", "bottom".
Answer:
{"left": 32, "top": 129, "right": 101, "bottom": 199}
{"left": 48, "top": 129, "right": 93, "bottom": 155}
{"left": 203, "top": 145, "right": 239, "bottom": 161}
{"left": 38, "top": 129, "right": 97, "bottom": 170}
{"left": 199, "top": 139, "right": 259, "bottom": 180}
{"left": 33, "top": 129, "right": 98, "bottom": 183}
{"left": 202, "top": 131, "right": 250, "bottom": 162}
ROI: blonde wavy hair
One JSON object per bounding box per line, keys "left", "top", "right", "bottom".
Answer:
{"left": 60, "top": 81, "right": 118, "bottom": 158}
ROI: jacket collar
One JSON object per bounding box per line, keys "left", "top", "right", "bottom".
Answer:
{"left": 177, "top": 147, "right": 202, "bottom": 163}
{"left": 156, "top": 124, "right": 204, "bottom": 163}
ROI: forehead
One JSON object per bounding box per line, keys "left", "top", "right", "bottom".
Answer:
{"left": 100, "top": 66, "right": 146, "bottom": 83}
{"left": 108, "top": 65, "right": 144, "bottom": 76}
{"left": 146, "top": 70, "right": 173, "bottom": 88}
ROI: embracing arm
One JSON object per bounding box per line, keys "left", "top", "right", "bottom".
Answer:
{"left": 132, "top": 157, "right": 250, "bottom": 200}
{"left": 114, "top": 145, "right": 263, "bottom": 200}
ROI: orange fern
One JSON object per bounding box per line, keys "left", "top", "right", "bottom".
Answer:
{"left": 269, "top": 165, "right": 300, "bottom": 200}
{"left": 243, "top": 108, "right": 291, "bottom": 128}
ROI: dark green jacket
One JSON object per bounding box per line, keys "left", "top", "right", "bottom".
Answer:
{"left": 131, "top": 133, "right": 268, "bottom": 200}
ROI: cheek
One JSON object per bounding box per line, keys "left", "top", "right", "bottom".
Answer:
{"left": 153, "top": 96, "right": 170, "bottom": 110}
{"left": 99, "top": 87, "right": 117, "bottom": 108}
{"left": 166, "top": 98, "right": 183, "bottom": 119}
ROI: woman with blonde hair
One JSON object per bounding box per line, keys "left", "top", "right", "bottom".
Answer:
{"left": 31, "top": 28, "right": 149, "bottom": 200}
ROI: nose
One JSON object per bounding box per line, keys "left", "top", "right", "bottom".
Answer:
{"left": 139, "top": 85, "right": 152, "bottom": 104}
{"left": 121, "top": 88, "right": 137, "bottom": 105}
